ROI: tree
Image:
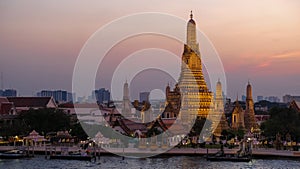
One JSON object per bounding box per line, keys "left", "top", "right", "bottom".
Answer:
{"left": 20, "top": 108, "right": 71, "bottom": 135}
{"left": 261, "top": 107, "right": 300, "bottom": 142}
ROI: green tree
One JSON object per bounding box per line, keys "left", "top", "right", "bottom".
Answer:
{"left": 20, "top": 108, "right": 71, "bottom": 135}
{"left": 261, "top": 107, "right": 300, "bottom": 141}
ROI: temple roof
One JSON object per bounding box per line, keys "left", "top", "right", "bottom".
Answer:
{"left": 7, "top": 97, "right": 57, "bottom": 108}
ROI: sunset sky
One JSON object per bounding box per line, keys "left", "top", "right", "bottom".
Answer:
{"left": 0, "top": 0, "right": 299, "bottom": 101}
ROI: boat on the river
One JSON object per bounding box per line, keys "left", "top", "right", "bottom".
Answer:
{"left": 0, "top": 150, "right": 29, "bottom": 159}
{"left": 207, "top": 137, "right": 253, "bottom": 162}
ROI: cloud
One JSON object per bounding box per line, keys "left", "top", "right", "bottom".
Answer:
{"left": 257, "top": 62, "right": 270, "bottom": 68}
{"left": 271, "top": 50, "right": 300, "bottom": 59}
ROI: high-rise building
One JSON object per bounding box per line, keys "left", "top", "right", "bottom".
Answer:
{"left": 242, "top": 95, "right": 246, "bottom": 102}
{"left": 265, "top": 96, "right": 280, "bottom": 103}
{"left": 38, "top": 90, "right": 73, "bottom": 103}
{"left": 0, "top": 89, "right": 17, "bottom": 97}
{"left": 94, "top": 88, "right": 110, "bottom": 104}
{"left": 177, "top": 11, "right": 213, "bottom": 123}
{"left": 283, "top": 94, "right": 300, "bottom": 103}
{"left": 257, "top": 96, "right": 264, "bottom": 102}
{"left": 139, "top": 92, "right": 150, "bottom": 103}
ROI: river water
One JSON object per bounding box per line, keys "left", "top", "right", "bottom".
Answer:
{"left": 1, "top": 155, "right": 300, "bottom": 169}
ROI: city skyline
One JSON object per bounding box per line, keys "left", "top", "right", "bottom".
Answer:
{"left": 1, "top": 0, "right": 300, "bottom": 100}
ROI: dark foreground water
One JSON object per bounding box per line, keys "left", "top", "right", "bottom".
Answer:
{"left": 1, "top": 155, "right": 300, "bottom": 169}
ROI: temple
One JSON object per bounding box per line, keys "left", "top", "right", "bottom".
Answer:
{"left": 177, "top": 11, "right": 213, "bottom": 123}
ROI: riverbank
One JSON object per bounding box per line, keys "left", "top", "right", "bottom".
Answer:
{"left": 1, "top": 146, "right": 300, "bottom": 159}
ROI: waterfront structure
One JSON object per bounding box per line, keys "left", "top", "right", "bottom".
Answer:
{"left": 177, "top": 11, "right": 213, "bottom": 123}
{"left": 244, "top": 82, "right": 258, "bottom": 132}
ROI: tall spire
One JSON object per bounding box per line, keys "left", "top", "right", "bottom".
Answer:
{"left": 122, "top": 80, "right": 131, "bottom": 118}
{"left": 178, "top": 11, "right": 213, "bottom": 121}
{"left": 244, "top": 81, "right": 258, "bottom": 132}
{"left": 186, "top": 11, "right": 199, "bottom": 55}
{"left": 246, "top": 81, "right": 252, "bottom": 100}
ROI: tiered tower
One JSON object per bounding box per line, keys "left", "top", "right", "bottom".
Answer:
{"left": 122, "top": 81, "right": 132, "bottom": 118}
{"left": 244, "top": 82, "right": 258, "bottom": 132}
{"left": 213, "top": 80, "right": 229, "bottom": 136}
{"left": 178, "top": 11, "right": 213, "bottom": 123}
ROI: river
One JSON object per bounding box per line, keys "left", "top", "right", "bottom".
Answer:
{"left": 1, "top": 155, "right": 300, "bottom": 169}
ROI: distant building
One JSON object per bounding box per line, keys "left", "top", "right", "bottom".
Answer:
{"left": 139, "top": 92, "right": 150, "bottom": 103}
{"left": 257, "top": 96, "right": 264, "bottom": 102}
{"left": 283, "top": 94, "right": 300, "bottom": 103}
{"left": 0, "top": 97, "right": 16, "bottom": 115}
{"left": 0, "top": 89, "right": 17, "bottom": 97}
{"left": 37, "top": 90, "right": 73, "bottom": 103}
{"left": 7, "top": 97, "right": 57, "bottom": 113}
{"left": 231, "top": 98, "right": 245, "bottom": 130}
{"left": 94, "top": 88, "right": 110, "bottom": 104}
{"left": 255, "top": 115, "right": 270, "bottom": 126}
{"left": 264, "top": 96, "right": 280, "bottom": 103}
{"left": 289, "top": 100, "right": 300, "bottom": 112}
{"left": 242, "top": 95, "right": 246, "bottom": 102}
{"left": 0, "top": 97, "right": 17, "bottom": 126}
{"left": 254, "top": 100, "right": 287, "bottom": 114}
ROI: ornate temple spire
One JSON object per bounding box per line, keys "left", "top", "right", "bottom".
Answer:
{"left": 186, "top": 11, "right": 199, "bottom": 55}
{"left": 244, "top": 81, "right": 258, "bottom": 132}
{"left": 178, "top": 12, "right": 213, "bottom": 122}
{"left": 122, "top": 80, "right": 131, "bottom": 118}
{"left": 246, "top": 81, "right": 252, "bottom": 100}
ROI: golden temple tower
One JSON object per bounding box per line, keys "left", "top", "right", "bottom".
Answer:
{"left": 244, "top": 81, "right": 258, "bottom": 132}
{"left": 178, "top": 11, "right": 213, "bottom": 123}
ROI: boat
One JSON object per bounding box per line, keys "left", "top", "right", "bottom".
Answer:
{"left": 0, "top": 150, "right": 29, "bottom": 159}
{"left": 206, "top": 138, "right": 252, "bottom": 162}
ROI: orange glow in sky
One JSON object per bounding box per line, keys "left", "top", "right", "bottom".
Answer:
{"left": 0, "top": 0, "right": 299, "bottom": 100}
